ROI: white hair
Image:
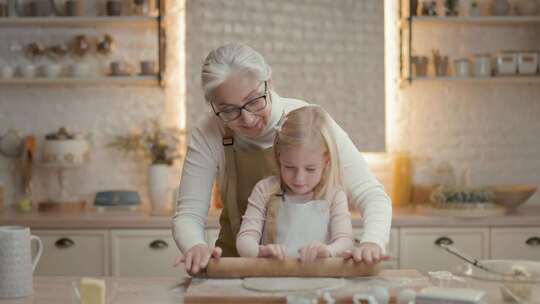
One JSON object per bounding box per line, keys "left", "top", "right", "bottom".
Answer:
{"left": 201, "top": 43, "right": 272, "bottom": 103}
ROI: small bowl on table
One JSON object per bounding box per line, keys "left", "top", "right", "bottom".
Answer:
{"left": 455, "top": 260, "right": 540, "bottom": 303}
{"left": 488, "top": 185, "right": 537, "bottom": 214}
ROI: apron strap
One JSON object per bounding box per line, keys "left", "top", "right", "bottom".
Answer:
{"left": 261, "top": 194, "right": 283, "bottom": 245}
{"left": 222, "top": 127, "right": 242, "bottom": 238}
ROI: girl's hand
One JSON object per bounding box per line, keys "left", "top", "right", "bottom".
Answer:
{"left": 342, "top": 242, "right": 389, "bottom": 265}
{"left": 258, "top": 244, "right": 288, "bottom": 260}
{"left": 298, "top": 241, "right": 331, "bottom": 263}
{"left": 173, "top": 244, "right": 222, "bottom": 275}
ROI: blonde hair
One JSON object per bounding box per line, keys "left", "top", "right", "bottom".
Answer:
{"left": 274, "top": 106, "right": 342, "bottom": 201}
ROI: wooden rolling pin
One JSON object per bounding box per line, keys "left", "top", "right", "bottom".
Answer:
{"left": 202, "top": 257, "right": 379, "bottom": 278}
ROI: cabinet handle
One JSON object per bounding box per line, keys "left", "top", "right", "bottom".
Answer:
{"left": 55, "top": 238, "right": 75, "bottom": 249}
{"left": 434, "top": 236, "right": 453, "bottom": 246}
{"left": 525, "top": 237, "right": 540, "bottom": 246}
{"left": 149, "top": 240, "right": 168, "bottom": 250}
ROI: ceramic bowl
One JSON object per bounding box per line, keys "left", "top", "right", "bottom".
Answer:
{"left": 489, "top": 185, "right": 537, "bottom": 213}
{"left": 455, "top": 260, "right": 540, "bottom": 303}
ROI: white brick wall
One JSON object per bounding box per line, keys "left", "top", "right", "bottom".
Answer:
{"left": 186, "top": 0, "right": 386, "bottom": 152}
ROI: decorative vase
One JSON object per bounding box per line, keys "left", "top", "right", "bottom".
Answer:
{"left": 148, "top": 164, "right": 172, "bottom": 215}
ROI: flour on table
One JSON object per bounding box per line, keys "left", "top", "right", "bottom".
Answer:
{"left": 242, "top": 277, "right": 345, "bottom": 292}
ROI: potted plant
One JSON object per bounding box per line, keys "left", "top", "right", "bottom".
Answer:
{"left": 108, "top": 120, "right": 185, "bottom": 215}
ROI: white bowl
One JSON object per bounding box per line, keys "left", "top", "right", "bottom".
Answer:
{"left": 489, "top": 185, "right": 537, "bottom": 213}
{"left": 455, "top": 260, "right": 540, "bottom": 303}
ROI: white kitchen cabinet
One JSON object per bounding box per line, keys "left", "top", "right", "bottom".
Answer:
{"left": 491, "top": 227, "right": 540, "bottom": 261}
{"left": 354, "top": 228, "right": 399, "bottom": 269}
{"left": 399, "top": 228, "right": 489, "bottom": 274}
{"left": 110, "top": 229, "right": 187, "bottom": 278}
{"left": 33, "top": 229, "right": 109, "bottom": 276}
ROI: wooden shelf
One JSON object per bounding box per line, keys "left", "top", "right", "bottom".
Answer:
{"left": 402, "top": 75, "right": 540, "bottom": 85}
{"left": 403, "top": 16, "right": 540, "bottom": 26}
{"left": 0, "top": 16, "right": 159, "bottom": 27}
{"left": 0, "top": 76, "right": 159, "bottom": 86}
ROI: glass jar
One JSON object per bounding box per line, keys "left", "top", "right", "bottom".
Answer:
{"left": 133, "top": 0, "right": 149, "bottom": 16}
{"left": 391, "top": 152, "right": 412, "bottom": 208}
{"left": 453, "top": 58, "right": 471, "bottom": 77}
{"left": 472, "top": 54, "right": 492, "bottom": 78}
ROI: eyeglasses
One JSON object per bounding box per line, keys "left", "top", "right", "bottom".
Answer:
{"left": 211, "top": 81, "right": 268, "bottom": 122}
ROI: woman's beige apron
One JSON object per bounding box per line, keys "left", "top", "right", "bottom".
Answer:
{"left": 215, "top": 127, "right": 278, "bottom": 257}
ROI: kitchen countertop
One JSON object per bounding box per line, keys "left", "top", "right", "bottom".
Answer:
{"left": 0, "top": 205, "right": 539, "bottom": 229}
{"left": 0, "top": 270, "right": 520, "bottom": 304}
{"left": 0, "top": 274, "right": 515, "bottom": 304}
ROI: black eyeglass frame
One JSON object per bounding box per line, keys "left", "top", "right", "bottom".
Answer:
{"left": 211, "top": 81, "right": 268, "bottom": 122}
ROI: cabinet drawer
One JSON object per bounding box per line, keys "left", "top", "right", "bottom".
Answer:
{"left": 491, "top": 228, "right": 540, "bottom": 261}
{"left": 399, "top": 228, "right": 489, "bottom": 274}
{"left": 353, "top": 228, "right": 399, "bottom": 269}
{"left": 33, "top": 230, "right": 108, "bottom": 276}
{"left": 111, "top": 229, "right": 186, "bottom": 278}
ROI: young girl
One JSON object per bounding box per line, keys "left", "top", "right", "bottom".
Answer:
{"left": 236, "top": 105, "right": 354, "bottom": 262}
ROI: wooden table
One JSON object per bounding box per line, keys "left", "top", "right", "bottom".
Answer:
{"left": 0, "top": 272, "right": 512, "bottom": 304}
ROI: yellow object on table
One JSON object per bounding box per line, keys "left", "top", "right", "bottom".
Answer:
{"left": 80, "top": 278, "right": 105, "bottom": 304}
{"left": 391, "top": 152, "right": 412, "bottom": 207}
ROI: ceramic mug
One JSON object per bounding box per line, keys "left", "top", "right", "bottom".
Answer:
{"left": 71, "top": 62, "right": 90, "bottom": 77}
{"left": 45, "top": 64, "right": 62, "bottom": 78}
{"left": 473, "top": 55, "right": 492, "bottom": 77}
{"left": 65, "top": 0, "right": 84, "bottom": 16}
{"left": 453, "top": 59, "right": 471, "bottom": 77}
{"left": 139, "top": 60, "right": 156, "bottom": 75}
{"left": 29, "top": 0, "right": 54, "bottom": 17}
{"left": 0, "top": 66, "right": 14, "bottom": 79}
{"left": 0, "top": 3, "right": 8, "bottom": 17}
{"left": 20, "top": 64, "right": 36, "bottom": 78}
{"left": 0, "top": 226, "right": 43, "bottom": 298}
{"left": 106, "top": 0, "right": 122, "bottom": 16}
{"left": 109, "top": 61, "right": 130, "bottom": 76}
{"left": 412, "top": 56, "right": 428, "bottom": 77}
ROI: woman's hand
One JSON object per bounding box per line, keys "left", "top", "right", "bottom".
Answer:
{"left": 258, "top": 244, "right": 288, "bottom": 260}
{"left": 342, "top": 242, "right": 389, "bottom": 264}
{"left": 174, "top": 244, "right": 222, "bottom": 275}
{"left": 298, "top": 241, "right": 331, "bottom": 263}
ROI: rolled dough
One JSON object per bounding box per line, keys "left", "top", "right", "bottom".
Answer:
{"left": 242, "top": 277, "right": 345, "bottom": 292}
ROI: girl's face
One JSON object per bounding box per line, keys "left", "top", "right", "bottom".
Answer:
{"left": 211, "top": 73, "right": 272, "bottom": 138}
{"left": 278, "top": 145, "right": 328, "bottom": 195}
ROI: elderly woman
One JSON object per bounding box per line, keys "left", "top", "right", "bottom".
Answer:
{"left": 173, "top": 43, "right": 392, "bottom": 274}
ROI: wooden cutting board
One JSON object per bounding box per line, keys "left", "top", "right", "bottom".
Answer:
{"left": 184, "top": 269, "right": 430, "bottom": 303}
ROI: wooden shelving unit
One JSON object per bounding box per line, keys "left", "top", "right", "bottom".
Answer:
{"left": 402, "top": 16, "right": 540, "bottom": 26}
{"left": 399, "top": 6, "right": 540, "bottom": 84}
{"left": 0, "top": 16, "right": 159, "bottom": 27}
{"left": 408, "top": 76, "right": 540, "bottom": 84}
{"left": 0, "top": 3, "right": 165, "bottom": 86}
{"left": 0, "top": 76, "right": 159, "bottom": 86}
